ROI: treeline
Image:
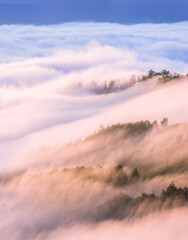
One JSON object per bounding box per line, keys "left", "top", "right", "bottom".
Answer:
{"left": 139, "top": 69, "right": 184, "bottom": 83}
{"left": 88, "top": 78, "right": 135, "bottom": 94}
{"left": 76, "top": 69, "right": 187, "bottom": 95}
{"left": 60, "top": 150, "right": 188, "bottom": 188}
{"left": 64, "top": 165, "right": 141, "bottom": 187}
{"left": 85, "top": 118, "right": 168, "bottom": 142}
{"left": 93, "top": 182, "right": 188, "bottom": 221}
{"left": 76, "top": 77, "right": 135, "bottom": 95}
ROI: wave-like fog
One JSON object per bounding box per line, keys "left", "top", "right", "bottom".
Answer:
{"left": 0, "top": 22, "right": 188, "bottom": 239}
{"left": 36, "top": 209, "right": 188, "bottom": 240}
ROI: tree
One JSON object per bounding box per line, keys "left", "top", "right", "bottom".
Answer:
{"left": 160, "top": 182, "right": 188, "bottom": 201}
{"left": 152, "top": 120, "right": 159, "bottom": 129}
{"left": 161, "top": 69, "right": 170, "bottom": 75}
{"left": 109, "top": 166, "right": 128, "bottom": 186}
{"left": 161, "top": 118, "right": 168, "bottom": 127}
{"left": 115, "top": 164, "right": 123, "bottom": 170}
{"left": 148, "top": 69, "right": 155, "bottom": 78}
{"left": 130, "top": 167, "right": 141, "bottom": 182}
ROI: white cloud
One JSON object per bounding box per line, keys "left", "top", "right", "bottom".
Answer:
{"left": 0, "top": 22, "right": 188, "bottom": 170}
{"left": 0, "top": 22, "right": 188, "bottom": 68}
{"left": 0, "top": 21, "right": 188, "bottom": 240}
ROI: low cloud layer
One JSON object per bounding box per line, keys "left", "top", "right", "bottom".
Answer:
{"left": 45, "top": 209, "right": 188, "bottom": 240}
{"left": 0, "top": 21, "right": 188, "bottom": 240}
{"left": 1, "top": 22, "right": 188, "bottom": 68}
{"left": 0, "top": 22, "right": 188, "bottom": 170}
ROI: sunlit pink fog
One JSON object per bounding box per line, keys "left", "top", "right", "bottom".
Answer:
{"left": 0, "top": 22, "right": 188, "bottom": 239}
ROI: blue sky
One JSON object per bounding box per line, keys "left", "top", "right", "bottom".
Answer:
{"left": 0, "top": 0, "right": 187, "bottom": 24}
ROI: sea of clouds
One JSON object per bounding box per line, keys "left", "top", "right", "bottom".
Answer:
{"left": 0, "top": 21, "right": 188, "bottom": 240}
{"left": 0, "top": 21, "right": 188, "bottom": 170}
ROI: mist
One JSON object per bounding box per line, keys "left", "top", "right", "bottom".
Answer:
{"left": 0, "top": 21, "right": 188, "bottom": 240}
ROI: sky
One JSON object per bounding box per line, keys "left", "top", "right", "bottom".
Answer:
{"left": 0, "top": 0, "right": 188, "bottom": 25}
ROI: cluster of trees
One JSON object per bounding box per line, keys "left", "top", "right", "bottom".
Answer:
{"left": 89, "top": 69, "right": 181, "bottom": 93}
{"left": 64, "top": 164, "right": 141, "bottom": 187}
{"left": 85, "top": 118, "right": 169, "bottom": 142}
{"left": 152, "top": 118, "right": 168, "bottom": 128}
{"left": 139, "top": 69, "right": 181, "bottom": 82}
{"left": 76, "top": 69, "right": 184, "bottom": 96}
{"left": 158, "top": 73, "right": 180, "bottom": 83}
{"left": 94, "top": 182, "right": 188, "bottom": 221}
{"left": 77, "top": 78, "right": 135, "bottom": 95}
{"left": 86, "top": 120, "right": 153, "bottom": 141}
{"left": 161, "top": 182, "right": 188, "bottom": 200}
{"left": 105, "top": 166, "right": 141, "bottom": 187}
{"left": 140, "top": 69, "right": 170, "bottom": 81}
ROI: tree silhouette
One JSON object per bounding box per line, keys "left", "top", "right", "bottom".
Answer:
{"left": 161, "top": 118, "right": 168, "bottom": 127}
